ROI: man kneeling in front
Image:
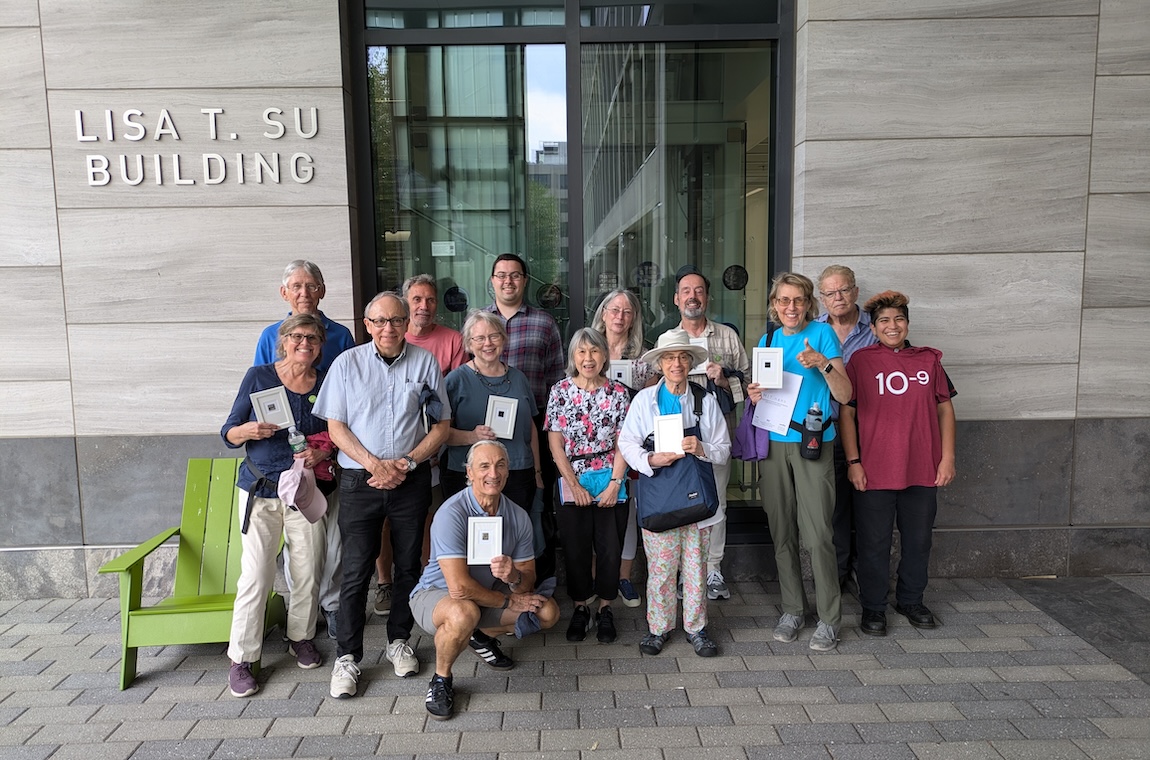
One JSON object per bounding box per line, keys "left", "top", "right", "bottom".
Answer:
{"left": 409, "top": 440, "right": 559, "bottom": 720}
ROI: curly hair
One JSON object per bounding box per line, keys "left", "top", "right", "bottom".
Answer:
{"left": 863, "top": 290, "right": 910, "bottom": 321}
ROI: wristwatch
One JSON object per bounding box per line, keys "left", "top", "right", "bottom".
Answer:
{"left": 402, "top": 455, "right": 417, "bottom": 471}
{"left": 822, "top": 362, "right": 834, "bottom": 374}
{"left": 611, "top": 477, "right": 625, "bottom": 486}
{"left": 847, "top": 458, "right": 862, "bottom": 466}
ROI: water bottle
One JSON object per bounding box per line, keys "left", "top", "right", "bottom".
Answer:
{"left": 287, "top": 425, "right": 307, "bottom": 454}
{"left": 805, "top": 403, "right": 822, "bottom": 434}
{"left": 800, "top": 402, "right": 824, "bottom": 460}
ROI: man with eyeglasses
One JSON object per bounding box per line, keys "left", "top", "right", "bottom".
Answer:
{"left": 253, "top": 260, "right": 357, "bottom": 645}
{"left": 674, "top": 268, "right": 750, "bottom": 602}
{"left": 313, "top": 292, "right": 452, "bottom": 698}
{"left": 370, "top": 274, "right": 466, "bottom": 621}
{"left": 254, "top": 260, "right": 356, "bottom": 372}
{"left": 814, "top": 265, "right": 878, "bottom": 596}
{"left": 483, "top": 253, "right": 565, "bottom": 577}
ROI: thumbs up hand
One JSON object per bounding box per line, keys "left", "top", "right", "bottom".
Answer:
{"left": 797, "top": 338, "right": 826, "bottom": 370}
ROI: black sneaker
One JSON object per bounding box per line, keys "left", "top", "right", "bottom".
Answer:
{"left": 425, "top": 674, "right": 454, "bottom": 720}
{"left": 469, "top": 630, "right": 514, "bottom": 670}
{"left": 566, "top": 605, "right": 592, "bottom": 642}
{"left": 595, "top": 607, "right": 616, "bottom": 644}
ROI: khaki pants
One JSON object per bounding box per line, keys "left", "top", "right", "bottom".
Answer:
{"left": 228, "top": 488, "right": 325, "bottom": 663}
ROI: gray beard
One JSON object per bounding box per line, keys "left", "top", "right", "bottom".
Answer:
{"left": 682, "top": 305, "right": 705, "bottom": 319}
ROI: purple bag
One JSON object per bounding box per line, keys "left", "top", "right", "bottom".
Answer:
{"left": 731, "top": 402, "right": 770, "bottom": 461}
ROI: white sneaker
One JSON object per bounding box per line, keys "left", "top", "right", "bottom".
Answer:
{"left": 329, "top": 654, "right": 360, "bottom": 699}
{"left": 385, "top": 638, "right": 419, "bottom": 678}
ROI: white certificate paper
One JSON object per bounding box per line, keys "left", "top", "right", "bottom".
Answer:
{"left": 250, "top": 386, "right": 295, "bottom": 430}
{"left": 689, "top": 337, "right": 710, "bottom": 373}
{"left": 608, "top": 360, "right": 633, "bottom": 388}
{"left": 653, "top": 413, "right": 685, "bottom": 454}
{"left": 467, "top": 516, "right": 502, "bottom": 565}
{"left": 485, "top": 396, "right": 518, "bottom": 439}
{"left": 752, "top": 347, "right": 784, "bottom": 389}
{"left": 752, "top": 371, "right": 804, "bottom": 436}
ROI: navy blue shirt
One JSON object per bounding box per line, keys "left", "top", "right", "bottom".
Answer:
{"left": 221, "top": 364, "right": 327, "bottom": 497}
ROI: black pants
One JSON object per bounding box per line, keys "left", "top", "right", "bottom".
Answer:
{"left": 440, "top": 467, "right": 536, "bottom": 516}
{"left": 534, "top": 412, "right": 559, "bottom": 580}
{"left": 555, "top": 498, "right": 629, "bottom": 603}
{"left": 854, "top": 485, "right": 938, "bottom": 612}
{"left": 831, "top": 440, "right": 857, "bottom": 580}
{"left": 336, "top": 465, "right": 431, "bottom": 659}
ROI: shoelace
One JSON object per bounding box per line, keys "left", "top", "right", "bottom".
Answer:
{"left": 335, "top": 658, "right": 361, "bottom": 678}
{"left": 426, "top": 677, "right": 451, "bottom": 702}
{"left": 708, "top": 571, "right": 723, "bottom": 585}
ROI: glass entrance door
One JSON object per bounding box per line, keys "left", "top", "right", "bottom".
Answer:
{"left": 367, "top": 43, "right": 569, "bottom": 333}
{"left": 580, "top": 41, "right": 773, "bottom": 350}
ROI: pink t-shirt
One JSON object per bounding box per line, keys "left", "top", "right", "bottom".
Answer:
{"left": 405, "top": 325, "right": 466, "bottom": 375}
{"left": 845, "top": 344, "right": 954, "bottom": 490}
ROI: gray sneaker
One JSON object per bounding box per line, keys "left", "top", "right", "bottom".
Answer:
{"left": 809, "top": 621, "right": 839, "bottom": 652}
{"left": 706, "top": 570, "right": 730, "bottom": 600}
{"left": 374, "top": 583, "right": 392, "bottom": 616}
{"left": 773, "top": 612, "right": 804, "bottom": 643}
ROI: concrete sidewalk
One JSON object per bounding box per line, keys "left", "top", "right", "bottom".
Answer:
{"left": 1, "top": 576, "right": 1148, "bottom": 760}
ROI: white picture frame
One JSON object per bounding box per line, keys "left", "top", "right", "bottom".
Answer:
{"left": 608, "top": 360, "right": 633, "bottom": 388}
{"left": 653, "top": 413, "right": 685, "bottom": 454}
{"left": 250, "top": 386, "right": 295, "bottom": 430}
{"left": 467, "top": 516, "right": 503, "bottom": 565}
{"left": 752, "top": 347, "right": 785, "bottom": 389}
{"left": 485, "top": 395, "right": 519, "bottom": 440}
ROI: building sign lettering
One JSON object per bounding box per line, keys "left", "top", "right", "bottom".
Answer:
{"left": 76, "top": 107, "right": 320, "bottom": 187}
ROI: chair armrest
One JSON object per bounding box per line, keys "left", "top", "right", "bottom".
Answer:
{"left": 98, "top": 527, "right": 180, "bottom": 575}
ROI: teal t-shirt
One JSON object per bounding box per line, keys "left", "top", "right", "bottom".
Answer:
{"left": 757, "top": 321, "right": 842, "bottom": 444}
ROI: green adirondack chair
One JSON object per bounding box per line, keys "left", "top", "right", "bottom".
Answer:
{"left": 99, "top": 457, "right": 287, "bottom": 689}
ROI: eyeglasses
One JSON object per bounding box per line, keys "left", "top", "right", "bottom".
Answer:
{"left": 492, "top": 272, "right": 525, "bottom": 282}
{"left": 819, "top": 286, "right": 855, "bottom": 300}
{"left": 288, "top": 283, "right": 321, "bottom": 294}
{"left": 774, "top": 296, "right": 809, "bottom": 306}
{"left": 286, "top": 333, "right": 321, "bottom": 344}
{"left": 605, "top": 308, "right": 634, "bottom": 318}
{"left": 365, "top": 316, "right": 408, "bottom": 328}
{"left": 469, "top": 333, "right": 503, "bottom": 344}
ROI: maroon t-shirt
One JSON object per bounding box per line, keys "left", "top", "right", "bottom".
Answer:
{"left": 845, "top": 344, "right": 955, "bottom": 490}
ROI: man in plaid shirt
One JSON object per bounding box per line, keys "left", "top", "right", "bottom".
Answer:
{"left": 484, "top": 253, "right": 565, "bottom": 577}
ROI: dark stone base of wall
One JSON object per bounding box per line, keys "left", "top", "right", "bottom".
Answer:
{"left": 1, "top": 418, "right": 1148, "bottom": 597}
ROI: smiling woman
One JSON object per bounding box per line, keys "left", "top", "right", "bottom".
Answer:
{"left": 220, "top": 311, "right": 332, "bottom": 696}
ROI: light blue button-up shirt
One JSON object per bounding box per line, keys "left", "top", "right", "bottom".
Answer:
{"left": 313, "top": 341, "right": 450, "bottom": 470}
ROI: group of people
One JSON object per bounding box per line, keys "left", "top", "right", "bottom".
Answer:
{"left": 218, "top": 256, "right": 957, "bottom": 722}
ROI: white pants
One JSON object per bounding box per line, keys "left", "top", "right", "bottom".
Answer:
{"left": 283, "top": 489, "right": 342, "bottom": 612}
{"left": 706, "top": 458, "right": 731, "bottom": 574}
{"left": 228, "top": 488, "right": 325, "bottom": 664}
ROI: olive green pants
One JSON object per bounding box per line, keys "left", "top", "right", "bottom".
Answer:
{"left": 760, "top": 441, "right": 842, "bottom": 628}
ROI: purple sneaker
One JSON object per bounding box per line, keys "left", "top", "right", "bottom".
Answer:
{"left": 228, "top": 661, "right": 258, "bottom": 697}
{"left": 289, "top": 639, "right": 322, "bottom": 669}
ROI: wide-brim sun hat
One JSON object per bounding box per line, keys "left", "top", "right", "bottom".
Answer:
{"left": 640, "top": 327, "right": 710, "bottom": 368}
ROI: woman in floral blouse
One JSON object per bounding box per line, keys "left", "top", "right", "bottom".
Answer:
{"left": 545, "top": 328, "right": 631, "bottom": 644}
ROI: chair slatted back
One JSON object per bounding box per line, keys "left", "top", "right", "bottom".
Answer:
{"left": 174, "top": 458, "right": 242, "bottom": 597}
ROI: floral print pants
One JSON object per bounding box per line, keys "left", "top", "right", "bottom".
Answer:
{"left": 642, "top": 524, "right": 711, "bottom": 636}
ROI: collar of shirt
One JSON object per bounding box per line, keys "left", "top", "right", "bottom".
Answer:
{"left": 374, "top": 340, "right": 408, "bottom": 364}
